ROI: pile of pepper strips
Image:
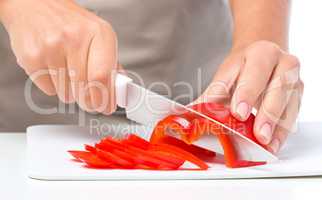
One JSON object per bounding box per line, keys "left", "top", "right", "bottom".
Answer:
{"left": 68, "top": 102, "right": 266, "bottom": 170}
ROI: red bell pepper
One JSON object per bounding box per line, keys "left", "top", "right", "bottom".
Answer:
{"left": 190, "top": 102, "right": 260, "bottom": 143}
{"left": 150, "top": 102, "right": 266, "bottom": 168}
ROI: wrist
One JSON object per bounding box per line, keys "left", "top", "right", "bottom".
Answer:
{"left": 231, "top": 39, "right": 288, "bottom": 53}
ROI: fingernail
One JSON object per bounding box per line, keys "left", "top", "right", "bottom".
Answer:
{"left": 236, "top": 102, "right": 250, "bottom": 120}
{"left": 259, "top": 123, "right": 272, "bottom": 145}
{"left": 268, "top": 139, "right": 280, "bottom": 154}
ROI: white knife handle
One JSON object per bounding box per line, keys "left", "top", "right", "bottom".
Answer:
{"left": 115, "top": 73, "right": 133, "bottom": 108}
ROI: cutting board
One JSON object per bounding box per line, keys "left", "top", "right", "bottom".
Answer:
{"left": 27, "top": 121, "right": 322, "bottom": 180}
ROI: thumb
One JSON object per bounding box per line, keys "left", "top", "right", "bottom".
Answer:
{"left": 191, "top": 53, "right": 244, "bottom": 106}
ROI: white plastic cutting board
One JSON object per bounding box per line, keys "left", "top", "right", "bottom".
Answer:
{"left": 27, "top": 121, "right": 322, "bottom": 180}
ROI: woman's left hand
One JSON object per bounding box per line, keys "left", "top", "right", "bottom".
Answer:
{"left": 195, "top": 40, "right": 304, "bottom": 153}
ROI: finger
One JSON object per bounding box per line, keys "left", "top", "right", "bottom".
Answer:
{"left": 66, "top": 37, "right": 93, "bottom": 112}
{"left": 18, "top": 54, "right": 57, "bottom": 96}
{"left": 254, "top": 55, "right": 301, "bottom": 145}
{"left": 87, "top": 25, "right": 117, "bottom": 114}
{"left": 45, "top": 42, "right": 74, "bottom": 103}
{"left": 193, "top": 53, "right": 244, "bottom": 106}
{"left": 230, "top": 44, "right": 280, "bottom": 121}
{"left": 267, "top": 80, "right": 304, "bottom": 154}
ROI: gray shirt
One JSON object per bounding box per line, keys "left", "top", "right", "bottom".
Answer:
{"left": 0, "top": 0, "right": 232, "bottom": 132}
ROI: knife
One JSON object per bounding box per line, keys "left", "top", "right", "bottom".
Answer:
{"left": 116, "top": 74, "right": 278, "bottom": 162}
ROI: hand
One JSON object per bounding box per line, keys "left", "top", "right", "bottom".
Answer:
{"left": 195, "top": 41, "right": 304, "bottom": 153}
{"left": 0, "top": 0, "right": 118, "bottom": 114}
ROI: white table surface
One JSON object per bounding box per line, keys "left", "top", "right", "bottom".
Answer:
{"left": 2, "top": 123, "right": 322, "bottom": 200}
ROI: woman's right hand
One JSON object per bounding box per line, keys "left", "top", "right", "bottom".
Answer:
{"left": 0, "top": 0, "right": 119, "bottom": 114}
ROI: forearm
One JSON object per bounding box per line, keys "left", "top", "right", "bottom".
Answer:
{"left": 229, "top": 0, "right": 290, "bottom": 51}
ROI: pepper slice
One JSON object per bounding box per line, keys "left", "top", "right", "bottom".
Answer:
{"left": 150, "top": 143, "right": 209, "bottom": 170}
{"left": 68, "top": 150, "right": 114, "bottom": 168}
{"left": 156, "top": 135, "right": 216, "bottom": 159}
{"left": 150, "top": 114, "right": 195, "bottom": 144}
{"left": 96, "top": 137, "right": 185, "bottom": 169}
{"left": 95, "top": 149, "right": 135, "bottom": 168}
{"left": 121, "top": 136, "right": 186, "bottom": 167}
{"left": 69, "top": 134, "right": 208, "bottom": 170}
{"left": 125, "top": 145, "right": 183, "bottom": 170}
{"left": 122, "top": 134, "right": 150, "bottom": 150}
{"left": 95, "top": 140, "right": 159, "bottom": 168}
{"left": 84, "top": 144, "right": 96, "bottom": 153}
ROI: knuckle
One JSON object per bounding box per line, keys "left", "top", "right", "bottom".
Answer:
{"left": 299, "top": 79, "right": 304, "bottom": 88}
{"left": 88, "top": 70, "right": 108, "bottom": 83}
{"left": 63, "top": 24, "right": 82, "bottom": 38}
{"left": 236, "top": 84, "right": 258, "bottom": 102}
{"left": 22, "top": 49, "right": 43, "bottom": 67}
{"left": 44, "top": 32, "right": 64, "bottom": 49}
{"left": 90, "top": 21, "right": 117, "bottom": 39}
{"left": 62, "top": 24, "right": 84, "bottom": 47}
{"left": 246, "top": 40, "right": 280, "bottom": 57}
{"left": 283, "top": 54, "right": 301, "bottom": 69}
{"left": 100, "top": 21, "right": 115, "bottom": 34}
{"left": 87, "top": 21, "right": 102, "bottom": 33}
{"left": 261, "top": 101, "right": 283, "bottom": 123}
{"left": 298, "top": 79, "right": 304, "bottom": 92}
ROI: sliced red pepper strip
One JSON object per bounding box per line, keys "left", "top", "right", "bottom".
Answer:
{"left": 98, "top": 137, "right": 127, "bottom": 151}
{"left": 215, "top": 132, "right": 239, "bottom": 168}
{"left": 150, "top": 143, "right": 209, "bottom": 170}
{"left": 95, "top": 141, "right": 159, "bottom": 168}
{"left": 121, "top": 137, "right": 185, "bottom": 167}
{"left": 150, "top": 115, "right": 195, "bottom": 144}
{"left": 123, "top": 134, "right": 150, "bottom": 150}
{"left": 68, "top": 150, "right": 86, "bottom": 161}
{"left": 95, "top": 149, "right": 134, "bottom": 168}
{"left": 125, "top": 145, "right": 182, "bottom": 170}
{"left": 106, "top": 148, "right": 153, "bottom": 170}
{"left": 111, "top": 149, "right": 136, "bottom": 163}
{"left": 68, "top": 150, "right": 114, "bottom": 168}
{"left": 95, "top": 145, "right": 152, "bottom": 169}
{"left": 233, "top": 160, "right": 266, "bottom": 168}
{"left": 147, "top": 150, "right": 185, "bottom": 167}
{"left": 97, "top": 137, "right": 180, "bottom": 169}
{"left": 157, "top": 135, "right": 216, "bottom": 158}
{"left": 84, "top": 144, "right": 96, "bottom": 153}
